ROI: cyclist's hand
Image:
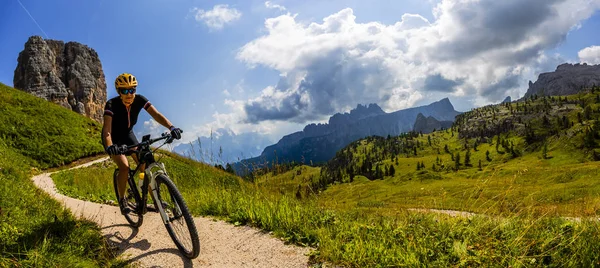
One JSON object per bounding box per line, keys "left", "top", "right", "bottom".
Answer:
{"left": 106, "top": 145, "right": 119, "bottom": 155}
{"left": 169, "top": 126, "right": 182, "bottom": 140}
{"left": 117, "top": 145, "right": 129, "bottom": 154}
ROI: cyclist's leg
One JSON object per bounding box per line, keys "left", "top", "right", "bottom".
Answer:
{"left": 106, "top": 134, "right": 130, "bottom": 201}
{"left": 131, "top": 153, "right": 159, "bottom": 208}
{"left": 112, "top": 154, "right": 130, "bottom": 200}
{"left": 127, "top": 132, "right": 157, "bottom": 206}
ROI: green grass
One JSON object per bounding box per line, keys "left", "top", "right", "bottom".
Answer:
{"left": 52, "top": 147, "right": 600, "bottom": 267}
{"left": 317, "top": 132, "right": 600, "bottom": 217}
{"left": 47, "top": 88, "right": 600, "bottom": 266}
{"left": 0, "top": 82, "right": 126, "bottom": 267}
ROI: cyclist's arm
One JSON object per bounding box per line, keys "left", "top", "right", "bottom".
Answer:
{"left": 102, "top": 115, "right": 114, "bottom": 148}
{"left": 146, "top": 105, "right": 174, "bottom": 129}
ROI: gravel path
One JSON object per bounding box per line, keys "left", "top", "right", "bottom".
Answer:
{"left": 32, "top": 157, "right": 312, "bottom": 267}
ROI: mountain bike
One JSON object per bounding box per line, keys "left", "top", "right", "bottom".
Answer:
{"left": 112, "top": 132, "right": 200, "bottom": 259}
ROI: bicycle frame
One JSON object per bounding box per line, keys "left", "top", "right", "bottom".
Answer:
{"left": 126, "top": 134, "right": 182, "bottom": 225}
{"left": 115, "top": 131, "right": 200, "bottom": 259}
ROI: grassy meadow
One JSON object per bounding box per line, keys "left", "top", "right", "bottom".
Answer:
{"left": 53, "top": 143, "right": 600, "bottom": 267}
{"left": 8, "top": 77, "right": 600, "bottom": 266}
{"left": 0, "top": 83, "right": 127, "bottom": 267}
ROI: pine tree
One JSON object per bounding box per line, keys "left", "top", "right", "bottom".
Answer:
{"left": 464, "top": 149, "right": 472, "bottom": 167}
{"left": 478, "top": 159, "right": 482, "bottom": 171}
{"left": 585, "top": 105, "right": 593, "bottom": 120}
{"left": 496, "top": 135, "right": 501, "bottom": 152}
{"left": 486, "top": 150, "right": 491, "bottom": 161}
{"left": 542, "top": 142, "right": 548, "bottom": 159}
{"left": 454, "top": 152, "right": 461, "bottom": 170}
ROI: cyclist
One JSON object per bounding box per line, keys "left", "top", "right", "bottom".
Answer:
{"left": 102, "top": 73, "right": 182, "bottom": 214}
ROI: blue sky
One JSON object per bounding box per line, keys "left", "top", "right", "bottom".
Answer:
{"left": 2, "top": 0, "right": 600, "bottom": 156}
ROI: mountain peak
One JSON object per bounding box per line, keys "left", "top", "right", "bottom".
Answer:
{"left": 351, "top": 103, "right": 385, "bottom": 116}
{"left": 427, "top": 97, "right": 455, "bottom": 112}
{"left": 329, "top": 102, "right": 386, "bottom": 126}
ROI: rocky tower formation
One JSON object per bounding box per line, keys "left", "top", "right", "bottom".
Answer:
{"left": 13, "top": 36, "right": 107, "bottom": 122}
{"left": 523, "top": 63, "right": 600, "bottom": 98}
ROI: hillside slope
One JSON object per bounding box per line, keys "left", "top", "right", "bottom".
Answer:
{"left": 0, "top": 82, "right": 122, "bottom": 266}
{"left": 261, "top": 87, "right": 600, "bottom": 216}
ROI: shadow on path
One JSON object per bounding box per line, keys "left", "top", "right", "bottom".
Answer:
{"left": 101, "top": 223, "right": 194, "bottom": 267}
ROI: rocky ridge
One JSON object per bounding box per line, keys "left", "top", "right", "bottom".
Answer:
{"left": 412, "top": 113, "right": 454, "bottom": 134}
{"left": 13, "top": 36, "right": 107, "bottom": 122}
{"left": 523, "top": 63, "right": 600, "bottom": 98}
{"left": 235, "top": 98, "right": 461, "bottom": 171}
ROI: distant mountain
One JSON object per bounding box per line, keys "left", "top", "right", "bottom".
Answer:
{"left": 413, "top": 113, "right": 454, "bottom": 134}
{"left": 523, "top": 63, "right": 600, "bottom": 98}
{"left": 173, "top": 128, "right": 273, "bottom": 164}
{"left": 234, "top": 98, "right": 461, "bottom": 173}
{"left": 502, "top": 96, "right": 512, "bottom": 103}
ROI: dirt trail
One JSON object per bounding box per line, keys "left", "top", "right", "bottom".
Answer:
{"left": 32, "top": 157, "right": 312, "bottom": 267}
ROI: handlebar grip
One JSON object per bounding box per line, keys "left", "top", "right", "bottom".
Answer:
{"left": 118, "top": 145, "right": 129, "bottom": 154}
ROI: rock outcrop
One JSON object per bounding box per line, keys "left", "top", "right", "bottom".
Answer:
{"left": 413, "top": 113, "right": 453, "bottom": 134}
{"left": 13, "top": 36, "right": 107, "bottom": 122}
{"left": 523, "top": 63, "right": 600, "bottom": 98}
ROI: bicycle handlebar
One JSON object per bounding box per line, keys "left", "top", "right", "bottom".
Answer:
{"left": 118, "top": 131, "right": 181, "bottom": 153}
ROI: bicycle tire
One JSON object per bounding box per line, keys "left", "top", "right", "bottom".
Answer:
{"left": 113, "top": 169, "right": 143, "bottom": 227}
{"left": 155, "top": 174, "right": 200, "bottom": 259}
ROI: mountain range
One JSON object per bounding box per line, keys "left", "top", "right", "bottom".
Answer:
{"left": 173, "top": 128, "right": 273, "bottom": 165}
{"left": 234, "top": 98, "right": 461, "bottom": 173}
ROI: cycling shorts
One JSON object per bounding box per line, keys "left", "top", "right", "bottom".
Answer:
{"left": 103, "top": 131, "right": 139, "bottom": 156}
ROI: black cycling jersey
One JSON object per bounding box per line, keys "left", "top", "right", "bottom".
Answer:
{"left": 103, "top": 94, "right": 152, "bottom": 145}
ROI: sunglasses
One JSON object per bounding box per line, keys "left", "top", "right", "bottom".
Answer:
{"left": 119, "top": 87, "right": 136, "bottom": 95}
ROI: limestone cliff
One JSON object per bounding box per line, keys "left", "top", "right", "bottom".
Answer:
{"left": 523, "top": 63, "right": 600, "bottom": 98}
{"left": 13, "top": 36, "right": 107, "bottom": 122}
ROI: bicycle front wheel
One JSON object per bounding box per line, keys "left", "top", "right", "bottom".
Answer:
{"left": 155, "top": 174, "right": 200, "bottom": 259}
{"left": 113, "top": 169, "right": 143, "bottom": 227}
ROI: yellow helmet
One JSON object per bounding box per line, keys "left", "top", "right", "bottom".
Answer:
{"left": 114, "top": 73, "right": 138, "bottom": 89}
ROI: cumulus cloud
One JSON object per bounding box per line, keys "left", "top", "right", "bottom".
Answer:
{"left": 234, "top": 0, "right": 600, "bottom": 123}
{"left": 423, "top": 74, "right": 463, "bottom": 92}
{"left": 191, "top": 4, "right": 242, "bottom": 30}
{"left": 579, "top": 46, "right": 600, "bottom": 64}
{"left": 265, "top": 1, "right": 286, "bottom": 11}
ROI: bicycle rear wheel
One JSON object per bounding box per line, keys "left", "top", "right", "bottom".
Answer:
{"left": 155, "top": 174, "right": 200, "bottom": 259}
{"left": 113, "top": 169, "right": 143, "bottom": 227}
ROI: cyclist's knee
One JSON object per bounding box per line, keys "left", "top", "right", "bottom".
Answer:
{"left": 111, "top": 155, "right": 130, "bottom": 170}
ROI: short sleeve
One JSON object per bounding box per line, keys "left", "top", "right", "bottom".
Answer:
{"left": 104, "top": 100, "right": 113, "bottom": 117}
{"left": 137, "top": 94, "right": 152, "bottom": 110}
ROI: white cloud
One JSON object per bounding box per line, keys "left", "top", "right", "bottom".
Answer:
{"left": 234, "top": 0, "right": 600, "bottom": 123}
{"left": 191, "top": 4, "right": 242, "bottom": 31}
{"left": 140, "top": 119, "right": 178, "bottom": 150}
{"left": 579, "top": 46, "right": 600, "bottom": 64}
{"left": 223, "top": 89, "right": 231, "bottom": 96}
{"left": 265, "top": 1, "right": 286, "bottom": 11}
{"left": 175, "top": 98, "right": 301, "bottom": 146}
{"left": 143, "top": 119, "right": 164, "bottom": 137}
